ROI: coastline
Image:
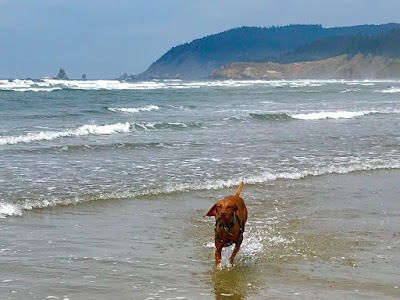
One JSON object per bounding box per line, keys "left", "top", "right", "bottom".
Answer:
{"left": 1, "top": 169, "right": 399, "bottom": 299}
{"left": 211, "top": 54, "right": 400, "bottom": 80}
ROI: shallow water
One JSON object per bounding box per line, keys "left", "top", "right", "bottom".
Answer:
{"left": 1, "top": 170, "right": 399, "bottom": 299}
{"left": 1, "top": 79, "right": 400, "bottom": 299}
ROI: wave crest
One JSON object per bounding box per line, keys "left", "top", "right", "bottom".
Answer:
{"left": 291, "top": 111, "right": 372, "bottom": 120}
{"left": 2, "top": 79, "right": 398, "bottom": 92}
{"left": 107, "top": 105, "right": 159, "bottom": 114}
{"left": 3, "top": 159, "right": 400, "bottom": 218}
{"left": 0, "top": 122, "right": 131, "bottom": 145}
{"left": 249, "top": 112, "right": 293, "bottom": 121}
{"left": 0, "top": 121, "right": 205, "bottom": 145}
{"left": 376, "top": 87, "right": 400, "bottom": 93}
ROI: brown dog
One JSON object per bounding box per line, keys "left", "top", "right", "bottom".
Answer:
{"left": 205, "top": 181, "right": 247, "bottom": 266}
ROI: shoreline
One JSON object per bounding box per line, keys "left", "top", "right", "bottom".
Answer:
{"left": 1, "top": 169, "right": 399, "bottom": 299}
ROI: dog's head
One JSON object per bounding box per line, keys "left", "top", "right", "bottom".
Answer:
{"left": 205, "top": 198, "right": 238, "bottom": 226}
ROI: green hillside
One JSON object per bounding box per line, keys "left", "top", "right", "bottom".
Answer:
{"left": 136, "top": 23, "right": 400, "bottom": 80}
{"left": 276, "top": 29, "right": 400, "bottom": 63}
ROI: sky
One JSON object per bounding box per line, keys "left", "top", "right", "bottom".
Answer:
{"left": 1, "top": 0, "right": 400, "bottom": 79}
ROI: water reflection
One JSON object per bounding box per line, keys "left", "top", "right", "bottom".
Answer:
{"left": 211, "top": 265, "right": 258, "bottom": 300}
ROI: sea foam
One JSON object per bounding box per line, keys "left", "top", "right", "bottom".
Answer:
{"left": 0, "top": 121, "right": 201, "bottom": 145}
{"left": 107, "top": 105, "right": 159, "bottom": 114}
{"left": 1, "top": 78, "right": 399, "bottom": 92}
{"left": 249, "top": 110, "right": 379, "bottom": 121}
{"left": 377, "top": 87, "right": 400, "bottom": 93}
{"left": 2, "top": 158, "right": 400, "bottom": 218}
{"left": 0, "top": 202, "right": 22, "bottom": 219}
{"left": 0, "top": 122, "right": 131, "bottom": 145}
{"left": 291, "top": 110, "right": 372, "bottom": 120}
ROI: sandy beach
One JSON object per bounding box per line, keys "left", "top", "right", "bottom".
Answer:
{"left": 1, "top": 169, "right": 399, "bottom": 299}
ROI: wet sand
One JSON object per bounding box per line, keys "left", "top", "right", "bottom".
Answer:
{"left": 1, "top": 169, "right": 400, "bottom": 299}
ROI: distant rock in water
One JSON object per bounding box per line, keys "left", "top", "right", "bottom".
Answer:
{"left": 82, "top": 74, "right": 87, "bottom": 80}
{"left": 55, "top": 68, "right": 69, "bottom": 80}
{"left": 116, "top": 72, "right": 137, "bottom": 81}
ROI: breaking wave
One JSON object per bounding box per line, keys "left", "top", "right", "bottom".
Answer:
{"left": 248, "top": 109, "right": 400, "bottom": 121}
{"left": 2, "top": 158, "right": 400, "bottom": 218}
{"left": 376, "top": 87, "right": 400, "bottom": 93}
{"left": 249, "top": 112, "right": 293, "bottom": 121}
{"left": 1, "top": 78, "right": 399, "bottom": 92}
{"left": 107, "top": 105, "right": 159, "bottom": 114}
{"left": 0, "top": 123, "right": 131, "bottom": 145}
{"left": 291, "top": 110, "right": 374, "bottom": 120}
{"left": 0, "top": 202, "right": 22, "bottom": 219}
{"left": 0, "top": 121, "right": 204, "bottom": 145}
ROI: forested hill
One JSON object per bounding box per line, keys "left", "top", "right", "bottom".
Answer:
{"left": 275, "top": 29, "right": 400, "bottom": 64}
{"left": 136, "top": 23, "right": 400, "bottom": 80}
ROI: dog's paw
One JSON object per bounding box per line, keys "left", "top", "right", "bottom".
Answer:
{"left": 226, "top": 262, "right": 234, "bottom": 270}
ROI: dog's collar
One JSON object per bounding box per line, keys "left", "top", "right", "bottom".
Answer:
{"left": 216, "top": 215, "right": 236, "bottom": 232}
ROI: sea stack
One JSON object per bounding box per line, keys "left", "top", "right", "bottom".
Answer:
{"left": 56, "top": 68, "right": 69, "bottom": 80}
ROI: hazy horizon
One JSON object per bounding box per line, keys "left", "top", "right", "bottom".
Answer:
{"left": 1, "top": 0, "right": 400, "bottom": 79}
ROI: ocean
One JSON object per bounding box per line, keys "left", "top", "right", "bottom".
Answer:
{"left": 0, "top": 78, "right": 399, "bottom": 299}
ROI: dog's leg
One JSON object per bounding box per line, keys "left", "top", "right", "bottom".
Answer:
{"left": 215, "top": 243, "right": 223, "bottom": 267}
{"left": 229, "top": 242, "right": 242, "bottom": 265}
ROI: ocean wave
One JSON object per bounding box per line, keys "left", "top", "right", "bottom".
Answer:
{"left": 133, "top": 122, "right": 192, "bottom": 131}
{"left": 107, "top": 105, "right": 159, "bottom": 114}
{"left": 345, "top": 81, "right": 375, "bottom": 86}
{"left": 249, "top": 110, "right": 375, "bottom": 121}
{"left": 291, "top": 110, "right": 374, "bottom": 120}
{"left": 2, "top": 78, "right": 399, "bottom": 92}
{"left": 0, "top": 122, "right": 131, "bottom": 145}
{"left": 376, "top": 86, "right": 400, "bottom": 93}
{"left": 3, "top": 159, "right": 400, "bottom": 218}
{"left": 341, "top": 88, "right": 362, "bottom": 93}
{"left": 58, "top": 142, "right": 174, "bottom": 151}
{"left": 249, "top": 112, "right": 293, "bottom": 121}
{"left": 3, "top": 141, "right": 206, "bottom": 154}
{"left": 0, "top": 121, "right": 204, "bottom": 145}
{"left": 0, "top": 202, "right": 22, "bottom": 219}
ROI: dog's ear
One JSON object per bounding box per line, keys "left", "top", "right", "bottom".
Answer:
{"left": 204, "top": 204, "right": 217, "bottom": 217}
{"left": 234, "top": 205, "right": 239, "bottom": 219}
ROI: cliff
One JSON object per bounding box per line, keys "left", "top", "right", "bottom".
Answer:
{"left": 211, "top": 54, "right": 400, "bottom": 80}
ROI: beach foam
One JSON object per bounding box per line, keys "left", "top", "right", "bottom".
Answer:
{"left": 3, "top": 158, "right": 400, "bottom": 218}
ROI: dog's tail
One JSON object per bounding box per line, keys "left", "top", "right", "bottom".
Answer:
{"left": 235, "top": 180, "right": 244, "bottom": 197}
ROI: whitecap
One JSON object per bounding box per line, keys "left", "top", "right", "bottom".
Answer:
{"left": 0, "top": 202, "right": 22, "bottom": 219}
{"left": 108, "top": 105, "right": 159, "bottom": 114}
{"left": 291, "top": 110, "right": 372, "bottom": 120}
{"left": 377, "top": 87, "right": 400, "bottom": 93}
{"left": 0, "top": 122, "right": 131, "bottom": 145}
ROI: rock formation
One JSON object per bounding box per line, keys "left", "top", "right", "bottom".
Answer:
{"left": 55, "top": 68, "right": 69, "bottom": 80}
{"left": 117, "top": 73, "right": 137, "bottom": 81}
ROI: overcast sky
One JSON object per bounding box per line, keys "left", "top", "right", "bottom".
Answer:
{"left": 1, "top": 0, "right": 399, "bottom": 79}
